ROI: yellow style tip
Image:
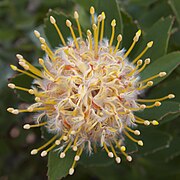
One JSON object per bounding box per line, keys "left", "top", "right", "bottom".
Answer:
{"left": 50, "top": 16, "right": 56, "bottom": 24}
{"left": 90, "top": 6, "right": 95, "bottom": 14}
{"left": 168, "top": 94, "right": 175, "bottom": 99}
{"left": 138, "top": 140, "right": 143, "bottom": 146}
{"left": 136, "top": 29, "right": 141, "bottom": 37}
{"left": 66, "top": 19, "right": 72, "bottom": 27}
{"left": 159, "top": 72, "right": 167, "bottom": 77}
{"left": 8, "top": 83, "right": 15, "bottom": 89}
{"left": 152, "top": 120, "right": 159, "bottom": 126}
{"left": 111, "top": 19, "right": 116, "bottom": 26}
{"left": 23, "top": 124, "right": 31, "bottom": 129}
{"left": 101, "top": 12, "right": 106, "bottom": 19}
{"left": 147, "top": 41, "right": 153, "bottom": 48}
{"left": 16, "top": 54, "right": 23, "bottom": 60}
{"left": 117, "top": 34, "right": 122, "bottom": 41}
{"left": 10, "top": 65, "right": 17, "bottom": 71}
{"left": 34, "top": 30, "right": 40, "bottom": 38}
{"left": 31, "top": 149, "right": 38, "bottom": 155}
{"left": 74, "top": 11, "right": 79, "bottom": 19}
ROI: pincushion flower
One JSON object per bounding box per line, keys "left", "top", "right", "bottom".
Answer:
{"left": 7, "top": 6, "right": 175, "bottom": 175}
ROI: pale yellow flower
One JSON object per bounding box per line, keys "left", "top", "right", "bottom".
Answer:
{"left": 7, "top": 6, "right": 175, "bottom": 175}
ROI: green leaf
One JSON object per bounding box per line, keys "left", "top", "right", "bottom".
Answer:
{"left": 169, "top": 0, "right": 180, "bottom": 26}
{"left": 133, "top": 16, "right": 174, "bottom": 61}
{"left": 146, "top": 136, "right": 180, "bottom": 162}
{"left": 80, "top": 150, "right": 113, "bottom": 167}
{"left": 140, "top": 51, "right": 180, "bottom": 86}
{"left": 138, "top": 129, "right": 172, "bottom": 156}
{"left": 139, "top": 1, "right": 172, "bottom": 29}
{"left": 48, "top": 150, "right": 74, "bottom": 180}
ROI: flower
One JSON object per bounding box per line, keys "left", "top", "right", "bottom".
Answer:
{"left": 7, "top": 6, "right": 175, "bottom": 175}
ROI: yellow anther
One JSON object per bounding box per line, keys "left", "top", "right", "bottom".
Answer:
{"left": 140, "top": 104, "right": 146, "bottom": 109}
{"left": 152, "top": 120, "right": 159, "bottom": 125}
{"left": 168, "top": 94, "right": 175, "bottom": 99}
{"left": 39, "top": 37, "right": 46, "bottom": 44}
{"left": 101, "top": 12, "right": 106, "bottom": 19}
{"left": 126, "top": 156, "right": 133, "bottom": 162}
{"left": 74, "top": 11, "right": 79, "bottom": 19}
{"left": 7, "top": 108, "right": 14, "bottom": 113}
{"left": 159, "top": 72, "right": 167, "bottom": 77}
{"left": 12, "top": 109, "right": 19, "bottom": 114}
{"left": 10, "top": 65, "right": 17, "bottom": 71}
{"left": 147, "top": 41, "right": 153, "bottom": 47}
{"left": 111, "top": 19, "right": 116, "bottom": 27}
{"left": 144, "top": 120, "right": 150, "bottom": 126}
{"left": 145, "top": 58, "right": 151, "bottom": 64}
{"left": 90, "top": 6, "right": 95, "bottom": 14}
{"left": 66, "top": 19, "right": 72, "bottom": 27}
{"left": 8, "top": 83, "right": 15, "bottom": 89}
{"left": 133, "top": 30, "right": 141, "bottom": 42}
{"left": 98, "top": 14, "right": 102, "bottom": 22}
{"left": 31, "top": 149, "right": 38, "bottom": 155}
{"left": 155, "top": 101, "right": 161, "bottom": 106}
{"left": 23, "top": 124, "right": 31, "bottom": 129}
{"left": 50, "top": 16, "right": 56, "bottom": 24}
{"left": 138, "top": 140, "right": 143, "bottom": 146}
{"left": 34, "top": 30, "right": 40, "bottom": 38}
{"left": 121, "top": 146, "right": 126, "bottom": 152}
{"left": 147, "top": 81, "right": 153, "bottom": 86}
{"left": 16, "top": 54, "right": 23, "bottom": 60}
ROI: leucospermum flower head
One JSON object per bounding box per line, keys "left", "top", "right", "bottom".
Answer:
{"left": 8, "top": 6, "right": 175, "bottom": 175}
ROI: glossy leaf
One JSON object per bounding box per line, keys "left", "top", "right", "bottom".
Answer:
{"left": 169, "top": 0, "right": 180, "bottom": 26}
{"left": 139, "top": 1, "right": 172, "bottom": 29}
{"left": 138, "top": 129, "right": 172, "bottom": 156}
{"left": 48, "top": 151, "right": 74, "bottom": 180}
{"left": 146, "top": 136, "right": 180, "bottom": 162}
